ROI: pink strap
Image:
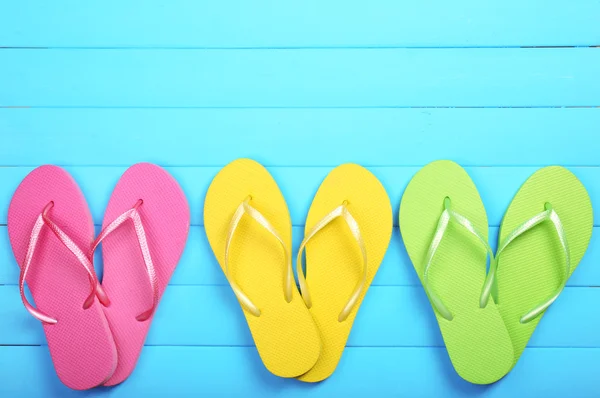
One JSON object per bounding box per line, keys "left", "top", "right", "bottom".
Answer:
{"left": 90, "top": 200, "right": 158, "bottom": 322}
{"left": 20, "top": 202, "right": 99, "bottom": 325}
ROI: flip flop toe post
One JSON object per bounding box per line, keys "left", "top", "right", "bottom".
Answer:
{"left": 204, "top": 159, "right": 321, "bottom": 378}
{"left": 296, "top": 164, "right": 393, "bottom": 382}
{"left": 400, "top": 160, "right": 514, "bottom": 384}
{"left": 493, "top": 166, "right": 593, "bottom": 364}
{"left": 98, "top": 163, "right": 190, "bottom": 386}
{"left": 8, "top": 165, "right": 117, "bottom": 390}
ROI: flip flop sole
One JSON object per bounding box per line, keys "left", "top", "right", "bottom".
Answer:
{"left": 496, "top": 166, "right": 593, "bottom": 364}
{"left": 100, "top": 163, "right": 190, "bottom": 386}
{"left": 400, "top": 160, "right": 514, "bottom": 384}
{"left": 297, "top": 164, "right": 392, "bottom": 383}
{"left": 8, "top": 165, "right": 117, "bottom": 390}
{"left": 204, "top": 159, "right": 321, "bottom": 378}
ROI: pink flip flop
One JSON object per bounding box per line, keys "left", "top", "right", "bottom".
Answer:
{"left": 8, "top": 166, "right": 117, "bottom": 390}
{"left": 93, "top": 163, "right": 190, "bottom": 386}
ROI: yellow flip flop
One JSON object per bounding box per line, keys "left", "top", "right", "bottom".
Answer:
{"left": 204, "top": 159, "right": 321, "bottom": 378}
{"left": 296, "top": 164, "right": 393, "bottom": 382}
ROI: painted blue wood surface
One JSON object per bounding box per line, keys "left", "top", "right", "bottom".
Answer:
{"left": 1, "top": 1, "right": 599, "bottom": 48}
{"left": 1, "top": 49, "right": 599, "bottom": 107}
{"left": 0, "top": 109, "right": 599, "bottom": 166}
{"left": 0, "top": 1, "right": 599, "bottom": 397}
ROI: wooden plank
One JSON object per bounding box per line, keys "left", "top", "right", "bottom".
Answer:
{"left": 0, "top": 167, "right": 597, "bottom": 227}
{"left": 0, "top": 346, "right": 598, "bottom": 397}
{"left": 1, "top": 49, "right": 599, "bottom": 107}
{"left": 1, "top": 1, "right": 599, "bottom": 48}
{"left": 1, "top": 285, "right": 599, "bottom": 348}
{"left": 1, "top": 108, "right": 599, "bottom": 166}
{"left": 2, "top": 226, "right": 599, "bottom": 287}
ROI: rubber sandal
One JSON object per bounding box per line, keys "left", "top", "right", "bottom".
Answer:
{"left": 296, "top": 164, "right": 392, "bottom": 382}
{"left": 8, "top": 165, "right": 117, "bottom": 390}
{"left": 482, "top": 166, "right": 593, "bottom": 365}
{"left": 204, "top": 159, "right": 321, "bottom": 378}
{"left": 95, "top": 163, "right": 190, "bottom": 386}
{"left": 399, "top": 160, "right": 514, "bottom": 384}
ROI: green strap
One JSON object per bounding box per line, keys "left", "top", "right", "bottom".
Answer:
{"left": 480, "top": 203, "right": 571, "bottom": 324}
{"left": 423, "top": 197, "right": 496, "bottom": 321}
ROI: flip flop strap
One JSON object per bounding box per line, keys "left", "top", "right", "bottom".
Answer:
{"left": 424, "top": 197, "right": 495, "bottom": 321}
{"left": 480, "top": 203, "right": 570, "bottom": 324}
{"left": 90, "top": 199, "right": 158, "bottom": 322}
{"left": 296, "top": 202, "right": 367, "bottom": 322}
{"left": 224, "top": 197, "right": 292, "bottom": 317}
{"left": 19, "top": 202, "right": 99, "bottom": 325}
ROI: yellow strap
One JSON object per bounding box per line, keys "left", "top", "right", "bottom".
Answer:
{"left": 296, "top": 202, "right": 368, "bottom": 322}
{"left": 225, "top": 197, "right": 292, "bottom": 317}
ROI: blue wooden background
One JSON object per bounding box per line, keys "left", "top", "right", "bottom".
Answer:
{"left": 1, "top": 1, "right": 599, "bottom": 396}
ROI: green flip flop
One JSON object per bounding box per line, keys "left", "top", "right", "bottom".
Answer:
{"left": 400, "top": 160, "right": 514, "bottom": 384}
{"left": 481, "top": 166, "right": 593, "bottom": 365}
